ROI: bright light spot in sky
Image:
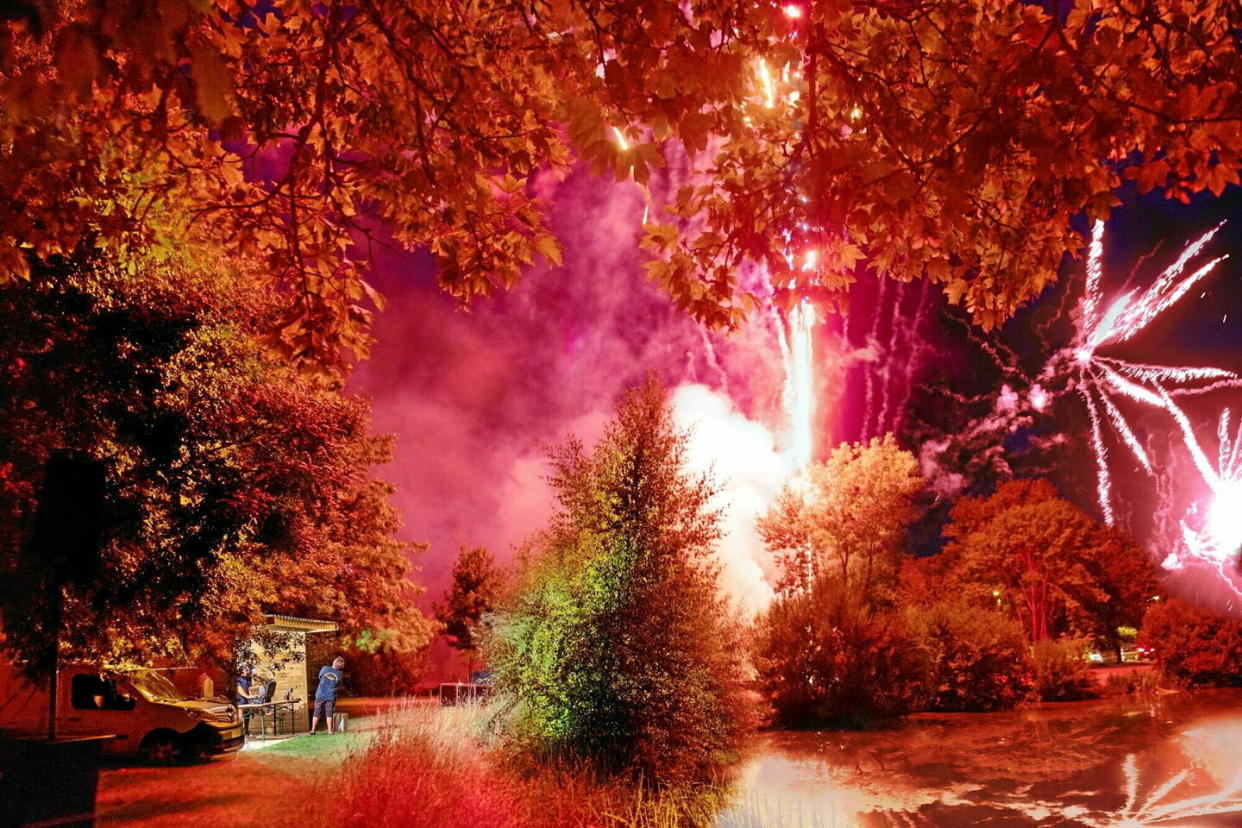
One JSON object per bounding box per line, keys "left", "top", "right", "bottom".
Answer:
{"left": 610, "top": 126, "right": 629, "bottom": 151}
{"left": 1029, "top": 384, "right": 1049, "bottom": 411}
{"left": 1208, "top": 478, "right": 1242, "bottom": 557}
{"left": 782, "top": 4, "right": 803, "bottom": 19}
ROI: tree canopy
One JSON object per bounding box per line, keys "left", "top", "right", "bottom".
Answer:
{"left": 941, "top": 478, "right": 1157, "bottom": 644}
{"left": 759, "top": 433, "right": 923, "bottom": 597}
{"left": 4, "top": 1, "right": 1240, "bottom": 366}
{"left": 0, "top": 248, "right": 433, "bottom": 675}
{"left": 434, "top": 545, "right": 501, "bottom": 676}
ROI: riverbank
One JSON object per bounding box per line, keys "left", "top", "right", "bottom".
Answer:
{"left": 722, "top": 688, "right": 1242, "bottom": 825}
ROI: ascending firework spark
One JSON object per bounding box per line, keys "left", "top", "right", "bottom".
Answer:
{"left": 774, "top": 249, "right": 819, "bottom": 470}
{"left": 1059, "top": 220, "right": 1236, "bottom": 524}
{"left": 782, "top": 298, "right": 816, "bottom": 469}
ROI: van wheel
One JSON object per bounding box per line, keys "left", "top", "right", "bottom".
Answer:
{"left": 139, "top": 731, "right": 181, "bottom": 765}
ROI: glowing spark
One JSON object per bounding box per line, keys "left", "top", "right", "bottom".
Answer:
{"left": 848, "top": 104, "right": 863, "bottom": 121}
{"left": 1163, "top": 410, "right": 1242, "bottom": 591}
{"left": 1094, "top": 385, "right": 1153, "bottom": 474}
{"left": 757, "top": 59, "right": 776, "bottom": 108}
{"left": 782, "top": 4, "right": 803, "bottom": 19}
{"left": 1029, "top": 384, "right": 1049, "bottom": 412}
{"left": 1082, "top": 385, "right": 1115, "bottom": 525}
{"left": 1208, "top": 478, "right": 1242, "bottom": 556}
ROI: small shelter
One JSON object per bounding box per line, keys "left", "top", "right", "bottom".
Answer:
{"left": 245, "top": 614, "right": 338, "bottom": 730}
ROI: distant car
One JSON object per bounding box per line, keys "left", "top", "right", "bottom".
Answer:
{"left": 1121, "top": 645, "right": 1155, "bottom": 663}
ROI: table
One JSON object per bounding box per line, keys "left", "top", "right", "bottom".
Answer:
{"left": 238, "top": 699, "right": 302, "bottom": 740}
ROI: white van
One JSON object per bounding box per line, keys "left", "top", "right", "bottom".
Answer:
{"left": 0, "top": 663, "right": 244, "bottom": 762}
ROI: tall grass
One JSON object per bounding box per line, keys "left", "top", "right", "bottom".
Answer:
{"left": 324, "top": 700, "right": 733, "bottom": 827}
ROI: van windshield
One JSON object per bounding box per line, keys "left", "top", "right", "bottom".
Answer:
{"left": 126, "top": 670, "right": 184, "bottom": 703}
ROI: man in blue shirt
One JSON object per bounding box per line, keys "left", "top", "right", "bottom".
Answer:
{"left": 311, "top": 656, "right": 345, "bottom": 734}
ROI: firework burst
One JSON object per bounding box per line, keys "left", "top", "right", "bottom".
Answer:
{"left": 1052, "top": 220, "right": 1236, "bottom": 524}
{"left": 1161, "top": 408, "right": 1242, "bottom": 597}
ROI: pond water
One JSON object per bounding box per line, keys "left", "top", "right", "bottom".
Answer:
{"left": 719, "top": 689, "right": 1242, "bottom": 827}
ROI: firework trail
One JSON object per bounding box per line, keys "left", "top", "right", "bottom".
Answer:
{"left": 1064, "top": 220, "right": 1236, "bottom": 524}
{"left": 783, "top": 299, "right": 816, "bottom": 468}
{"left": 848, "top": 276, "right": 934, "bottom": 442}
{"left": 860, "top": 276, "right": 889, "bottom": 438}
{"left": 873, "top": 281, "right": 905, "bottom": 438}
{"left": 915, "top": 219, "right": 1240, "bottom": 600}
{"left": 889, "top": 280, "right": 933, "bottom": 437}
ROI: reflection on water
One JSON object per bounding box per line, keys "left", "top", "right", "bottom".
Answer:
{"left": 720, "top": 690, "right": 1242, "bottom": 826}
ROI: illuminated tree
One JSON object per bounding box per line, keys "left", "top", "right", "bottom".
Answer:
{"left": 1072, "top": 523, "right": 1161, "bottom": 662}
{"left": 0, "top": 249, "right": 433, "bottom": 677}
{"left": 434, "top": 546, "right": 501, "bottom": 680}
{"left": 942, "top": 479, "right": 1111, "bottom": 642}
{"left": 487, "top": 378, "right": 749, "bottom": 785}
{"left": 758, "top": 434, "right": 923, "bottom": 597}
{"left": 4, "top": 2, "right": 1241, "bottom": 365}
{"left": 755, "top": 435, "right": 926, "bottom": 724}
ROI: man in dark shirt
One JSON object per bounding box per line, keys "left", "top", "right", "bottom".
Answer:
{"left": 310, "top": 656, "right": 345, "bottom": 734}
{"left": 236, "top": 665, "right": 263, "bottom": 735}
{"left": 236, "top": 665, "right": 259, "bottom": 704}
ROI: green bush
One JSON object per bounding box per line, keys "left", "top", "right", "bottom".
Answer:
{"left": 1139, "top": 598, "right": 1242, "bottom": 687}
{"left": 754, "top": 579, "right": 928, "bottom": 726}
{"left": 486, "top": 380, "right": 750, "bottom": 785}
{"left": 1030, "top": 637, "right": 1096, "bottom": 701}
{"left": 907, "top": 602, "right": 1032, "bottom": 711}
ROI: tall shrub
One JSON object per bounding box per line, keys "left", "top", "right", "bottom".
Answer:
{"left": 908, "top": 601, "right": 1032, "bottom": 711}
{"left": 1140, "top": 598, "right": 1242, "bottom": 687}
{"left": 755, "top": 578, "right": 927, "bottom": 726}
{"left": 487, "top": 379, "right": 750, "bottom": 785}
{"left": 1030, "top": 637, "right": 1097, "bottom": 701}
